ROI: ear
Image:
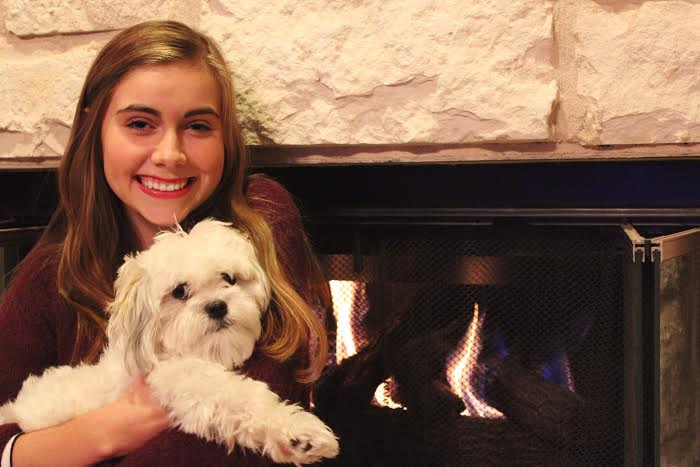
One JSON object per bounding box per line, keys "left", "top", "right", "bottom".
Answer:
{"left": 106, "top": 255, "right": 159, "bottom": 373}
{"left": 252, "top": 260, "right": 272, "bottom": 312}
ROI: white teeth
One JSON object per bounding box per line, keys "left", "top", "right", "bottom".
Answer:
{"left": 141, "top": 178, "right": 188, "bottom": 192}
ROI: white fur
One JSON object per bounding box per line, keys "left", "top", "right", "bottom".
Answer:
{"left": 0, "top": 219, "right": 339, "bottom": 465}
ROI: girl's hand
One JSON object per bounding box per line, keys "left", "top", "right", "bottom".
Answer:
{"left": 12, "top": 373, "right": 170, "bottom": 467}
{"left": 89, "top": 373, "right": 171, "bottom": 458}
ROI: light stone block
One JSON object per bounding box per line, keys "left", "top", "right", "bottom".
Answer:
{"left": 0, "top": 42, "right": 103, "bottom": 156}
{"left": 5, "top": 0, "right": 203, "bottom": 36}
{"left": 574, "top": 0, "right": 700, "bottom": 144}
{"left": 204, "top": 0, "right": 557, "bottom": 144}
{"left": 0, "top": 0, "right": 7, "bottom": 35}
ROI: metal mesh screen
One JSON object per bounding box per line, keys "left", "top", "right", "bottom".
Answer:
{"left": 315, "top": 225, "right": 625, "bottom": 466}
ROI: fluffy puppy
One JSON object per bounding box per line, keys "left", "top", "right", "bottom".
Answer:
{"left": 0, "top": 219, "right": 339, "bottom": 465}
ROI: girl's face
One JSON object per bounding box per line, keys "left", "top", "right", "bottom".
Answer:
{"left": 101, "top": 62, "right": 225, "bottom": 249}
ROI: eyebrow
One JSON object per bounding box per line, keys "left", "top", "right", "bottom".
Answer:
{"left": 117, "top": 105, "right": 221, "bottom": 119}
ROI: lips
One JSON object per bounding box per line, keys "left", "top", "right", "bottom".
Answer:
{"left": 135, "top": 175, "right": 194, "bottom": 198}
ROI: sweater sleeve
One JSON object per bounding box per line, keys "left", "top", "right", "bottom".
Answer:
{"left": 0, "top": 249, "right": 62, "bottom": 454}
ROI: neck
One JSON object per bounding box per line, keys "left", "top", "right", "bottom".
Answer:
{"left": 125, "top": 211, "right": 161, "bottom": 250}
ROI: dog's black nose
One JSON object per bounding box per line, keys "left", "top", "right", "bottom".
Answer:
{"left": 205, "top": 300, "right": 228, "bottom": 320}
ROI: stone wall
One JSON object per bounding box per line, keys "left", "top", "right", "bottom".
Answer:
{"left": 0, "top": 0, "right": 699, "bottom": 159}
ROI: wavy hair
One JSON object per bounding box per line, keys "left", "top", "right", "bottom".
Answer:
{"left": 31, "top": 20, "right": 327, "bottom": 383}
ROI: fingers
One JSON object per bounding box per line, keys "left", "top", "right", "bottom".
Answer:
{"left": 126, "top": 373, "right": 162, "bottom": 408}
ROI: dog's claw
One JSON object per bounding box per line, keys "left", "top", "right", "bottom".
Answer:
{"left": 289, "top": 437, "right": 313, "bottom": 453}
{"left": 269, "top": 410, "right": 339, "bottom": 464}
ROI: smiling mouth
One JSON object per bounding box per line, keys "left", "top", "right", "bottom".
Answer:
{"left": 135, "top": 176, "right": 195, "bottom": 193}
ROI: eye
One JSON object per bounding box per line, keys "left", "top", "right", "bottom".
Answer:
{"left": 187, "top": 121, "right": 212, "bottom": 132}
{"left": 222, "top": 273, "right": 236, "bottom": 285}
{"left": 126, "top": 119, "right": 151, "bottom": 130}
{"left": 171, "top": 282, "right": 189, "bottom": 300}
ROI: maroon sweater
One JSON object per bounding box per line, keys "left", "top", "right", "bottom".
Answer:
{"left": 0, "top": 177, "right": 314, "bottom": 466}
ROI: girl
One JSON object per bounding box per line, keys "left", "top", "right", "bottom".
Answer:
{"left": 0, "top": 20, "right": 328, "bottom": 467}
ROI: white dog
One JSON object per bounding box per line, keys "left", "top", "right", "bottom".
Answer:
{"left": 0, "top": 219, "right": 339, "bottom": 465}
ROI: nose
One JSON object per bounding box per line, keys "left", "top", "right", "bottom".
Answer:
{"left": 151, "top": 129, "right": 186, "bottom": 166}
{"left": 205, "top": 300, "right": 228, "bottom": 320}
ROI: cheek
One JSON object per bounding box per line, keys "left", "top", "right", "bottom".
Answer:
{"left": 206, "top": 153, "right": 225, "bottom": 188}
{"left": 187, "top": 139, "right": 225, "bottom": 178}
{"left": 102, "top": 128, "right": 145, "bottom": 184}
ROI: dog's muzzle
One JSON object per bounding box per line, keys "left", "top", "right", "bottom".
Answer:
{"left": 205, "top": 300, "right": 228, "bottom": 320}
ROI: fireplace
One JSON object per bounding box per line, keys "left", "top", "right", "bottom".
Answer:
{"left": 309, "top": 222, "right": 625, "bottom": 466}
{"left": 2, "top": 160, "right": 700, "bottom": 466}
{"left": 262, "top": 160, "right": 700, "bottom": 467}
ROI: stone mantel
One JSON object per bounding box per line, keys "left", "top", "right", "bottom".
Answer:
{"left": 2, "top": 142, "right": 699, "bottom": 170}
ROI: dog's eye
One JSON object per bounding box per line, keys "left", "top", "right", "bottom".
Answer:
{"left": 222, "top": 273, "right": 236, "bottom": 285}
{"left": 171, "top": 283, "right": 189, "bottom": 300}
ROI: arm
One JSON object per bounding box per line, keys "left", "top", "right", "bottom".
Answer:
{"left": 12, "top": 413, "right": 118, "bottom": 467}
{"left": 0, "top": 250, "right": 62, "bottom": 461}
{"left": 11, "top": 375, "right": 169, "bottom": 467}
{"left": 0, "top": 251, "right": 169, "bottom": 466}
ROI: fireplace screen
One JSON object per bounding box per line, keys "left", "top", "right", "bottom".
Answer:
{"left": 312, "top": 224, "right": 630, "bottom": 466}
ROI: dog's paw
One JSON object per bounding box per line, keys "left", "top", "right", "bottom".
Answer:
{"left": 265, "top": 410, "right": 339, "bottom": 465}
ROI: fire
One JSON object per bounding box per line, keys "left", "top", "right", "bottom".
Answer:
{"left": 329, "top": 280, "right": 405, "bottom": 409}
{"left": 373, "top": 378, "right": 405, "bottom": 410}
{"left": 330, "top": 280, "right": 577, "bottom": 418}
{"left": 446, "top": 304, "right": 504, "bottom": 418}
{"left": 329, "top": 280, "right": 360, "bottom": 363}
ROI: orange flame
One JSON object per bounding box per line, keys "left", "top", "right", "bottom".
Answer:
{"left": 373, "top": 378, "right": 405, "bottom": 410}
{"left": 329, "top": 280, "right": 405, "bottom": 409}
{"left": 446, "top": 304, "right": 504, "bottom": 418}
{"left": 329, "top": 280, "right": 360, "bottom": 364}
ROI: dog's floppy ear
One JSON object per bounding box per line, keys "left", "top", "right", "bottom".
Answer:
{"left": 106, "top": 254, "right": 159, "bottom": 374}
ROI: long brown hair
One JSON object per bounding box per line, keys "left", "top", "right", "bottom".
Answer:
{"left": 31, "top": 21, "right": 327, "bottom": 383}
